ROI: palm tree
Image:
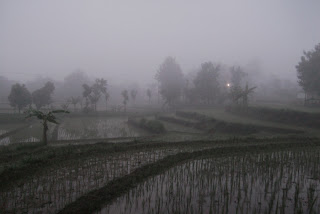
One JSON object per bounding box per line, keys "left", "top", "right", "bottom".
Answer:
{"left": 25, "top": 109, "right": 69, "bottom": 145}
{"left": 69, "top": 96, "right": 81, "bottom": 112}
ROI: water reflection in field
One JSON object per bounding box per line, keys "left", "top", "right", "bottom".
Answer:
{"left": 100, "top": 148, "right": 320, "bottom": 214}
{"left": 57, "top": 117, "right": 142, "bottom": 140}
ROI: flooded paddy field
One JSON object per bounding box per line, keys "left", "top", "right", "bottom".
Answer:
{"left": 56, "top": 117, "right": 145, "bottom": 140}
{"left": 0, "top": 123, "right": 51, "bottom": 146}
{"left": 0, "top": 141, "right": 217, "bottom": 214}
{"left": 0, "top": 116, "right": 146, "bottom": 146}
{"left": 100, "top": 147, "right": 320, "bottom": 214}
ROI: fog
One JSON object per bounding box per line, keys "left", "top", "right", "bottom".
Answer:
{"left": 2, "top": 2, "right": 320, "bottom": 213}
{"left": 1, "top": 0, "right": 320, "bottom": 84}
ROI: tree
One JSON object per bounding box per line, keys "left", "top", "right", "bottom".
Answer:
{"left": 230, "top": 82, "right": 256, "bottom": 106}
{"left": 0, "top": 76, "right": 15, "bottom": 103}
{"left": 68, "top": 96, "right": 81, "bottom": 112}
{"left": 25, "top": 109, "right": 69, "bottom": 145}
{"left": 121, "top": 90, "right": 129, "bottom": 112}
{"left": 146, "top": 89, "right": 152, "bottom": 103}
{"left": 184, "top": 87, "right": 198, "bottom": 104}
{"left": 242, "top": 83, "right": 257, "bottom": 107}
{"left": 155, "top": 57, "right": 184, "bottom": 108}
{"left": 296, "top": 43, "right": 320, "bottom": 99}
{"left": 82, "top": 83, "right": 92, "bottom": 112}
{"left": 89, "top": 83, "right": 101, "bottom": 111}
{"left": 95, "top": 78, "right": 108, "bottom": 110}
{"left": 230, "top": 66, "right": 247, "bottom": 88}
{"left": 230, "top": 86, "right": 243, "bottom": 105}
{"left": 130, "top": 89, "right": 138, "bottom": 105}
{"left": 61, "top": 102, "right": 70, "bottom": 111}
{"left": 32, "top": 82, "right": 55, "bottom": 110}
{"left": 82, "top": 78, "right": 107, "bottom": 111}
{"left": 193, "top": 62, "right": 220, "bottom": 104}
{"left": 8, "top": 83, "right": 32, "bottom": 113}
{"left": 104, "top": 92, "right": 110, "bottom": 111}
{"left": 61, "top": 70, "right": 91, "bottom": 99}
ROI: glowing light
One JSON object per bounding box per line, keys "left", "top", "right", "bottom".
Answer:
{"left": 227, "top": 83, "right": 230, "bottom": 87}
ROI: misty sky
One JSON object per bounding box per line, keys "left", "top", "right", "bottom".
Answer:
{"left": 1, "top": 0, "right": 320, "bottom": 84}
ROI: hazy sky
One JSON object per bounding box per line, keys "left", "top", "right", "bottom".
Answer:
{"left": 1, "top": 0, "right": 319, "bottom": 84}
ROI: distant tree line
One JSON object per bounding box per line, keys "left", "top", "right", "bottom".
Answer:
{"left": 8, "top": 81, "right": 55, "bottom": 113}
{"left": 296, "top": 42, "right": 320, "bottom": 105}
{"left": 155, "top": 56, "right": 257, "bottom": 109}
{"left": 8, "top": 39, "right": 319, "bottom": 114}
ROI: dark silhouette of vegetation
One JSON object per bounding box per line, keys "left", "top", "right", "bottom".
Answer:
{"left": 32, "top": 81, "right": 55, "bottom": 110}
{"left": 130, "top": 89, "right": 138, "bottom": 105}
{"left": 296, "top": 43, "right": 320, "bottom": 105}
{"left": 25, "top": 109, "right": 69, "bottom": 145}
{"left": 121, "top": 90, "right": 129, "bottom": 112}
{"left": 128, "top": 117, "right": 165, "bottom": 133}
{"left": 230, "top": 66, "right": 247, "bottom": 88}
{"left": 146, "top": 89, "right": 152, "bottom": 104}
{"left": 61, "top": 102, "right": 69, "bottom": 111}
{"left": 61, "top": 70, "right": 91, "bottom": 99}
{"left": 8, "top": 83, "right": 32, "bottom": 113}
{"left": 104, "top": 92, "right": 110, "bottom": 111}
{"left": 193, "top": 62, "right": 220, "bottom": 104}
{"left": 230, "top": 83, "right": 256, "bottom": 106}
{"left": 82, "top": 78, "right": 107, "bottom": 112}
{"left": 156, "top": 57, "right": 184, "bottom": 108}
{"left": 68, "top": 96, "right": 81, "bottom": 112}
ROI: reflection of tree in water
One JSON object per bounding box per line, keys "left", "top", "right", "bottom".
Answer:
{"left": 58, "top": 117, "right": 140, "bottom": 140}
{"left": 2, "top": 124, "right": 44, "bottom": 145}
{"left": 81, "top": 118, "right": 138, "bottom": 138}
{"left": 82, "top": 120, "right": 100, "bottom": 138}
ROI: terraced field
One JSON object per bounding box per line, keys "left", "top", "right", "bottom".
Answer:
{"left": 1, "top": 106, "right": 320, "bottom": 214}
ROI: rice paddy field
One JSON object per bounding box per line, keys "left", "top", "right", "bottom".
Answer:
{"left": 101, "top": 148, "right": 320, "bottom": 214}
{"left": 0, "top": 116, "right": 149, "bottom": 146}
{"left": 1, "top": 107, "right": 320, "bottom": 214}
{"left": 56, "top": 117, "right": 145, "bottom": 140}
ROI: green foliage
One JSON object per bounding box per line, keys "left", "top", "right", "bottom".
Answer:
{"left": 8, "top": 83, "right": 32, "bottom": 113}
{"left": 296, "top": 43, "right": 320, "bottom": 94}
